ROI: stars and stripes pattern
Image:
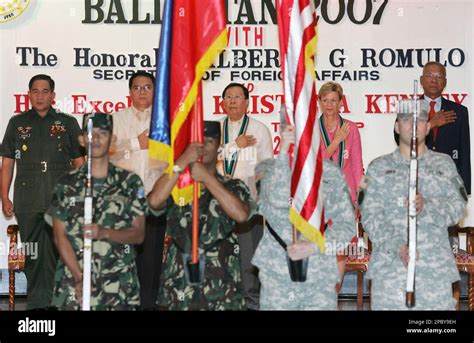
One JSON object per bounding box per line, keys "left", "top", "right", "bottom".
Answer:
{"left": 277, "top": 0, "right": 325, "bottom": 252}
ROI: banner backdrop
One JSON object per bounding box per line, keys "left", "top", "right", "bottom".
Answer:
{"left": 1, "top": 0, "right": 473, "bottom": 269}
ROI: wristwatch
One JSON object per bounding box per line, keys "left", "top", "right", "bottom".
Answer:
{"left": 172, "top": 164, "right": 184, "bottom": 174}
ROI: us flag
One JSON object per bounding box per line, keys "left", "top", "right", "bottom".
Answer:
{"left": 277, "top": 0, "right": 326, "bottom": 252}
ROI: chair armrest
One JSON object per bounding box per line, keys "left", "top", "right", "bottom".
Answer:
{"left": 451, "top": 226, "right": 474, "bottom": 255}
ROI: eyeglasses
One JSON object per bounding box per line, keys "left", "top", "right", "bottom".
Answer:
{"left": 131, "top": 85, "right": 153, "bottom": 92}
{"left": 422, "top": 73, "right": 445, "bottom": 81}
{"left": 30, "top": 89, "right": 52, "bottom": 95}
{"left": 223, "top": 95, "right": 245, "bottom": 101}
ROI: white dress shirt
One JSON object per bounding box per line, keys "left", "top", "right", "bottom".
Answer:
{"left": 422, "top": 95, "right": 442, "bottom": 112}
{"left": 111, "top": 106, "right": 164, "bottom": 194}
{"left": 218, "top": 115, "right": 274, "bottom": 198}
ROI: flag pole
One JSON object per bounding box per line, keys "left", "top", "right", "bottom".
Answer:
{"left": 82, "top": 118, "right": 94, "bottom": 311}
{"left": 289, "top": 133, "right": 297, "bottom": 245}
{"left": 292, "top": 227, "right": 298, "bottom": 244}
{"left": 191, "top": 81, "right": 203, "bottom": 264}
{"left": 280, "top": 104, "right": 298, "bottom": 244}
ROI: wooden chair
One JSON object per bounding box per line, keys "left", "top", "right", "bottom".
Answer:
{"left": 450, "top": 226, "right": 474, "bottom": 310}
{"left": 344, "top": 224, "right": 372, "bottom": 310}
{"left": 343, "top": 224, "right": 474, "bottom": 311}
{"left": 7, "top": 224, "right": 25, "bottom": 311}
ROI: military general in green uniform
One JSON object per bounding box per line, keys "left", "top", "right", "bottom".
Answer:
{"left": 148, "top": 121, "right": 256, "bottom": 310}
{"left": 46, "top": 113, "right": 147, "bottom": 310}
{"left": 1, "top": 74, "right": 85, "bottom": 309}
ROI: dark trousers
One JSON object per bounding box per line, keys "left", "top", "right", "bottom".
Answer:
{"left": 236, "top": 214, "right": 264, "bottom": 310}
{"left": 135, "top": 214, "right": 167, "bottom": 309}
{"left": 16, "top": 212, "right": 59, "bottom": 310}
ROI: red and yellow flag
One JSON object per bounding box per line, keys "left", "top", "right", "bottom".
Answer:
{"left": 149, "top": 0, "right": 228, "bottom": 205}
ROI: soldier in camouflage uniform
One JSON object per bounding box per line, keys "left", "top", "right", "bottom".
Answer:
{"left": 252, "top": 125, "right": 355, "bottom": 310}
{"left": 1, "top": 74, "right": 85, "bottom": 309}
{"left": 360, "top": 102, "right": 467, "bottom": 310}
{"left": 148, "top": 121, "right": 255, "bottom": 310}
{"left": 46, "top": 113, "right": 147, "bottom": 310}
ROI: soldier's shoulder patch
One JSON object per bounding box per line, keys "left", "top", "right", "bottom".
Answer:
{"left": 137, "top": 187, "right": 145, "bottom": 199}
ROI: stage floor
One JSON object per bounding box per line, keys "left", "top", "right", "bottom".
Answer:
{"left": 0, "top": 296, "right": 469, "bottom": 311}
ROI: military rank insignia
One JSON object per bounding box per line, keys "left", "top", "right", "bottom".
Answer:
{"left": 50, "top": 121, "right": 66, "bottom": 135}
{"left": 17, "top": 126, "right": 32, "bottom": 139}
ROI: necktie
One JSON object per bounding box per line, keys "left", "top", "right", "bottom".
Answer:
{"left": 429, "top": 101, "right": 438, "bottom": 142}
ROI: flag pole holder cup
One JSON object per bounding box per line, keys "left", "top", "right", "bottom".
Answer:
{"left": 182, "top": 253, "right": 206, "bottom": 286}
{"left": 286, "top": 255, "right": 308, "bottom": 282}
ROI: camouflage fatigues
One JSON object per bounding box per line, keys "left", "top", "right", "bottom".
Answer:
{"left": 156, "top": 173, "right": 255, "bottom": 310}
{"left": 361, "top": 149, "right": 466, "bottom": 310}
{"left": 47, "top": 163, "right": 147, "bottom": 310}
{"left": 252, "top": 155, "right": 355, "bottom": 310}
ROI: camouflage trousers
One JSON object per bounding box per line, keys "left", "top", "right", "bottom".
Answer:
{"left": 258, "top": 268, "right": 338, "bottom": 310}
{"left": 370, "top": 263, "right": 457, "bottom": 310}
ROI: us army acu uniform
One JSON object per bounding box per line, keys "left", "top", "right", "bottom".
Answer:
{"left": 361, "top": 149, "right": 466, "bottom": 310}
{"left": 47, "top": 163, "right": 147, "bottom": 310}
{"left": 1, "top": 107, "right": 84, "bottom": 309}
{"left": 252, "top": 155, "right": 355, "bottom": 310}
{"left": 156, "top": 175, "right": 256, "bottom": 311}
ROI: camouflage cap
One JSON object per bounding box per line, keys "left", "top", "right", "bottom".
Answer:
{"left": 82, "top": 113, "right": 113, "bottom": 132}
{"left": 396, "top": 99, "right": 429, "bottom": 121}
{"left": 204, "top": 121, "right": 221, "bottom": 141}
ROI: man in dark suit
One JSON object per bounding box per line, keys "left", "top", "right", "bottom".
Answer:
{"left": 421, "top": 61, "right": 471, "bottom": 194}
